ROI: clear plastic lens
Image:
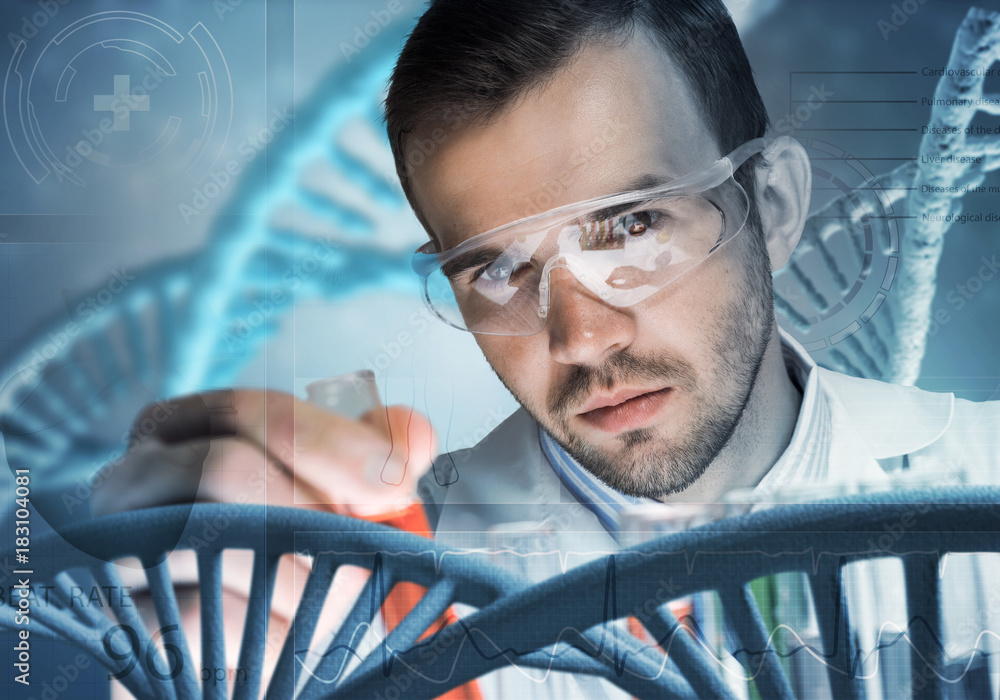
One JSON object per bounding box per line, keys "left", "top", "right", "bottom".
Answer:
{"left": 420, "top": 172, "right": 751, "bottom": 336}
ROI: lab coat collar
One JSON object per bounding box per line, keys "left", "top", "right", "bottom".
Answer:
{"left": 766, "top": 331, "right": 955, "bottom": 490}
{"left": 816, "top": 366, "right": 955, "bottom": 460}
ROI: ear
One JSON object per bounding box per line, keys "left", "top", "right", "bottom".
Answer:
{"left": 755, "top": 136, "right": 811, "bottom": 271}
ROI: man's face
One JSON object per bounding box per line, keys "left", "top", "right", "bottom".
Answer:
{"left": 407, "top": 31, "right": 776, "bottom": 499}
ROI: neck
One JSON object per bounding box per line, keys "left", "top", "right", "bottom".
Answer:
{"left": 660, "top": 323, "right": 803, "bottom": 504}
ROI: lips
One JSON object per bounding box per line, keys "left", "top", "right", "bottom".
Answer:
{"left": 577, "top": 387, "right": 675, "bottom": 433}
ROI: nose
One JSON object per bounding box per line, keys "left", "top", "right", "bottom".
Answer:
{"left": 545, "top": 266, "right": 636, "bottom": 366}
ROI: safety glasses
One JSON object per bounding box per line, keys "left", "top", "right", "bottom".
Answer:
{"left": 412, "top": 138, "right": 767, "bottom": 336}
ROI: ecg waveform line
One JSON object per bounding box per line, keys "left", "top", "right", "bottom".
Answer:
{"left": 287, "top": 553, "right": 999, "bottom": 688}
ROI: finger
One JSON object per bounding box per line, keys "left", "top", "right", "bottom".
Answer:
{"left": 128, "top": 391, "right": 240, "bottom": 445}
{"left": 90, "top": 438, "right": 212, "bottom": 516}
{"left": 170, "top": 433, "right": 410, "bottom": 517}
{"left": 194, "top": 438, "right": 349, "bottom": 514}
{"left": 93, "top": 436, "right": 299, "bottom": 515}
{"left": 129, "top": 389, "right": 388, "bottom": 491}
{"left": 218, "top": 389, "right": 393, "bottom": 468}
{"left": 124, "top": 389, "right": 439, "bottom": 510}
{"left": 227, "top": 390, "right": 437, "bottom": 507}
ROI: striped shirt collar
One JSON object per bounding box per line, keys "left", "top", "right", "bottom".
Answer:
{"left": 538, "top": 328, "right": 830, "bottom": 535}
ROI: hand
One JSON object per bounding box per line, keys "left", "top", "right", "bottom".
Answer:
{"left": 94, "top": 387, "right": 438, "bottom": 696}
{"left": 90, "top": 388, "right": 438, "bottom": 518}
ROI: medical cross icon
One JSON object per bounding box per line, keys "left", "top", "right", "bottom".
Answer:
{"left": 93, "top": 75, "right": 150, "bottom": 131}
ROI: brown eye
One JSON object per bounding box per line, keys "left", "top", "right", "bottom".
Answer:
{"left": 621, "top": 212, "right": 652, "bottom": 235}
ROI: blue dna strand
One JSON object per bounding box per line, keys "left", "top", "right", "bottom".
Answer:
{"left": 774, "top": 7, "right": 1000, "bottom": 384}
{"left": 2, "top": 9, "right": 999, "bottom": 527}
{"left": 0, "top": 22, "right": 422, "bottom": 525}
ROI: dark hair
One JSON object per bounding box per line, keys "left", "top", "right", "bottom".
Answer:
{"left": 385, "top": 0, "right": 770, "bottom": 236}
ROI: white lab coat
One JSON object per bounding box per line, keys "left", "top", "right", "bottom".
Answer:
{"left": 418, "top": 367, "right": 1000, "bottom": 698}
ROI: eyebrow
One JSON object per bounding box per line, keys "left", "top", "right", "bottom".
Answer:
{"left": 583, "top": 200, "right": 651, "bottom": 224}
{"left": 580, "top": 174, "right": 674, "bottom": 223}
{"left": 431, "top": 174, "right": 676, "bottom": 252}
{"left": 441, "top": 245, "right": 505, "bottom": 280}
{"left": 621, "top": 173, "right": 674, "bottom": 191}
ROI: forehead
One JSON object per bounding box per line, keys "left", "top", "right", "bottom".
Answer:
{"left": 406, "top": 30, "right": 721, "bottom": 251}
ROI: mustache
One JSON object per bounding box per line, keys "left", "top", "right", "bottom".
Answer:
{"left": 548, "top": 349, "right": 697, "bottom": 416}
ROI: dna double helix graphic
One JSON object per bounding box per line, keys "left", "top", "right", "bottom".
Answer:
{"left": 2, "top": 9, "right": 1000, "bottom": 531}
{"left": 0, "top": 22, "right": 423, "bottom": 526}
{"left": 776, "top": 8, "right": 1000, "bottom": 382}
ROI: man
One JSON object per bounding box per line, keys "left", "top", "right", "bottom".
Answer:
{"left": 381, "top": 0, "right": 997, "bottom": 543}
{"left": 391, "top": 0, "right": 809, "bottom": 537}
{"left": 93, "top": 0, "right": 1000, "bottom": 694}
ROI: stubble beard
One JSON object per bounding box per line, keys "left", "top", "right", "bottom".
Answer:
{"left": 499, "top": 228, "right": 776, "bottom": 499}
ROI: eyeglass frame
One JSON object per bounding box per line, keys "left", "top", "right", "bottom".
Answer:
{"left": 410, "top": 137, "right": 768, "bottom": 335}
